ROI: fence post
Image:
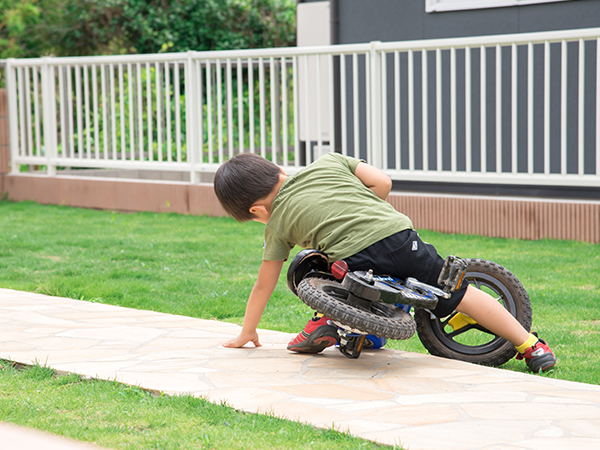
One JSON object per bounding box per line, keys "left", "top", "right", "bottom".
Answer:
{"left": 186, "top": 51, "right": 198, "bottom": 183}
{"left": 5, "top": 59, "right": 20, "bottom": 174}
{"left": 0, "top": 86, "right": 8, "bottom": 174}
{"left": 41, "top": 57, "right": 57, "bottom": 176}
{"left": 369, "top": 41, "right": 382, "bottom": 169}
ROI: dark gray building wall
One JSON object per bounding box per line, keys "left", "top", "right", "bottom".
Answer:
{"left": 336, "top": 0, "right": 600, "bottom": 44}
{"left": 334, "top": 0, "right": 600, "bottom": 199}
{"left": 297, "top": 1, "right": 600, "bottom": 199}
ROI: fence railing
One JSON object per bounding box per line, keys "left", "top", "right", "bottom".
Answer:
{"left": 5, "top": 27, "right": 600, "bottom": 187}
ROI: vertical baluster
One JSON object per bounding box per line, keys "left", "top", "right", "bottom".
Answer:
{"left": 260, "top": 57, "right": 266, "bottom": 159}
{"left": 578, "top": 38, "right": 585, "bottom": 176}
{"left": 450, "top": 47, "right": 456, "bottom": 173}
{"left": 227, "top": 58, "right": 233, "bottom": 159}
{"left": 175, "top": 61, "right": 181, "bottom": 163}
{"left": 127, "top": 63, "right": 134, "bottom": 161}
{"left": 561, "top": 39, "right": 567, "bottom": 176}
{"left": 496, "top": 44, "right": 502, "bottom": 173}
{"left": 316, "top": 55, "right": 322, "bottom": 158}
{"left": 165, "top": 62, "right": 172, "bottom": 162}
{"left": 119, "top": 64, "right": 126, "bottom": 160}
{"left": 560, "top": 39, "right": 568, "bottom": 175}
{"left": 146, "top": 62, "right": 153, "bottom": 161}
{"left": 197, "top": 60, "right": 203, "bottom": 164}
{"left": 465, "top": 46, "right": 471, "bottom": 173}
{"left": 136, "top": 63, "right": 144, "bottom": 160}
{"left": 18, "top": 67, "right": 27, "bottom": 158}
{"left": 84, "top": 65, "right": 91, "bottom": 158}
{"left": 511, "top": 43, "right": 517, "bottom": 174}
{"left": 436, "top": 48, "right": 442, "bottom": 171}
{"left": 328, "top": 53, "right": 335, "bottom": 161}
{"left": 282, "top": 56, "right": 289, "bottom": 165}
{"left": 33, "top": 67, "right": 42, "bottom": 157}
{"left": 408, "top": 49, "right": 415, "bottom": 171}
{"left": 352, "top": 52, "right": 359, "bottom": 159}
{"left": 75, "top": 65, "right": 83, "bottom": 158}
{"left": 217, "top": 59, "right": 223, "bottom": 163}
{"left": 58, "top": 66, "right": 66, "bottom": 159}
{"left": 527, "top": 42, "right": 534, "bottom": 175}
{"left": 101, "top": 65, "right": 109, "bottom": 160}
{"left": 270, "top": 56, "right": 278, "bottom": 161}
{"left": 92, "top": 65, "right": 99, "bottom": 160}
{"left": 303, "top": 55, "right": 311, "bottom": 164}
{"left": 480, "top": 46, "right": 487, "bottom": 174}
{"left": 422, "top": 48, "right": 429, "bottom": 172}
{"left": 205, "top": 60, "right": 212, "bottom": 164}
{"left": 292, "top": 55, "right": 299, "bottom": 166}
{"left": 110, "top": 64, "right": 117, "bottom": 159}
{"left": 365, "top": 52, "right": 371, "bottom": 164}
{"left": 597, "top": 37, "right": 600, "bottom": 177}
{"left": 381, "top": 51, "right": 388, "bottom": 169}
{"left": 249, "top": 57, "right": 255, "bottom": 154}
{"left": 155, "top": 62, "right": 162, "bottom": 162}
{"left": 25, "top": 67, "right": 33, "bottom": 157}
{"left": 341, "top": 53, "right": 348, "bottom": 157}
{"left": 395, "top": 50, "right": 401, "bottom": 170}
{"left": 237, "top": 58, "right": 244, "bottom": 154}
{"left": 544, "top": 41, "right": 550, "bottom": 175}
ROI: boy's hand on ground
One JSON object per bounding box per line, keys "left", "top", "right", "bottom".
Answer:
{"left": 222, "top": 331, "right": 262, "bottom": 348}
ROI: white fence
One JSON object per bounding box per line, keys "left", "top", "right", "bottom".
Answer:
{"left": 5, "top": 27, "right": 600, "bottom": 187}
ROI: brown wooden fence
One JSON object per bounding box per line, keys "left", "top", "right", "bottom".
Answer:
{"left": 1, "top": 171, "right": 598, "bottom": 243}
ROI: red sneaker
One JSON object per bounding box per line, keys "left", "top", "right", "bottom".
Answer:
{"left": 516, "top": 337, "right": 557, "bottom": 373}
{"left": 287, "top": 314, "right": 338, "bottom": 353}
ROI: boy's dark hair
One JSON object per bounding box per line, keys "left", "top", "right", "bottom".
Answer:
{"left": 214, "top": 153, "right": 282, "bottom": 222}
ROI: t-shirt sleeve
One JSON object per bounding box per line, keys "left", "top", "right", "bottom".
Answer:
{"left": 263, "top": 225, "right": 294, "bottom": 261}
{"left": 328, "top": 152, "right": 363, "bottom": 174}
{"left": 345, "top": 155, "right": 363, "bottom": 174}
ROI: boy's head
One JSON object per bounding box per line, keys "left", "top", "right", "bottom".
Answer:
{"left": 214, "top": 153, "right": 282, "bottom": 222}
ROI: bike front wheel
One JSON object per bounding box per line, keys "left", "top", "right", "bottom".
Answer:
{"left": 414, "top": 259, "right": 532, "bottom": 367}
{"left": 297, "top": 276, "right": 416, "bottom": 340}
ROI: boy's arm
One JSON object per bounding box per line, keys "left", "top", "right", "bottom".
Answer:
{"left": 354, "top": 162, "right": 393, "bottom": 200}
{"left": 222, "top": 259, "right": 284, "bottom": 348}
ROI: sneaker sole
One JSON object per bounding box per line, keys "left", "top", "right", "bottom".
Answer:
{"left": 287, "top": 335, "right": 338, "bottom": 353}
{"left": 528, "top": 354, "right": 557, "bottom": 373}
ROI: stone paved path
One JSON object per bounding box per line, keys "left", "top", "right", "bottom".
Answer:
{"left": 1, "top": 287, "right": 600, "bottom": 450}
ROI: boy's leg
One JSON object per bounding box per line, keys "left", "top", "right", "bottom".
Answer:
{"left": 287, "top": 313, "right": 339, "bottom": 353}
{"left": 456, "top": 285, "right": 556, "bottom": 372}
{"left": 456, "top": 285, "right": 530, "bottom": 345}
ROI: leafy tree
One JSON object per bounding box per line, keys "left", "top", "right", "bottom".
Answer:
{"left": 0, "top": 0, "right": 296, "bottom": 58}
{"left": 120, "top": 0, "right": 296, "bottom": 54}
{"left": 0, "top": 0, "right": 42, "bottom": 58}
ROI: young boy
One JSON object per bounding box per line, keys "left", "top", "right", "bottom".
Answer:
{"left": 214, "top": 152, "right": 557, "bottom": 373}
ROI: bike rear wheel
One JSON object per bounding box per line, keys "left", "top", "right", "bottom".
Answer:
{"left": 415, "top": 259, "right": 532, "bottom": 367}
{"left": 297, "top": 277, "right": 416, "bottom": 340}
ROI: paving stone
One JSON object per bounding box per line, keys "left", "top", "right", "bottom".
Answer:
{"left": 2, "top": 287, "right": 600, "bottom": 450}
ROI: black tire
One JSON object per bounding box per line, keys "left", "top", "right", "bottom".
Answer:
{"left": 297, "top": 277, "right": 416, "bottom": 340}
{"left": 415, "top": 259, "right": 533, "bottom": 367}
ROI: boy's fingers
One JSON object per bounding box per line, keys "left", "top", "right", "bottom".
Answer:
{"left": 222, "top": 333, "right": 261, "bottom": 348}
{"left": 222, "top": 339, "right": 245, "bottom": 348}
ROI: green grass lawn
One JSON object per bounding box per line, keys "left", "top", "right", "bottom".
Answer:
{"left": 0, "top": 360, "right": 390, "bottom": 450}
{"left": 0, "top": 200, "right": 599, "bottom": 448}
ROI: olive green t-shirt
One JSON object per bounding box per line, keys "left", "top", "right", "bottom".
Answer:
{"left": 263, "top": 153, "right": 413, "bottom": 261}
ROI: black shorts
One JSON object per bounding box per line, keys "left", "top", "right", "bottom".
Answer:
{"left": 344, "top": 229, "right": 467, "bottom": 317}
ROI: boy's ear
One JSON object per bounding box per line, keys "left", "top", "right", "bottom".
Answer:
{"left": 249, "top": 204, "right": 269, "bottom": 216}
